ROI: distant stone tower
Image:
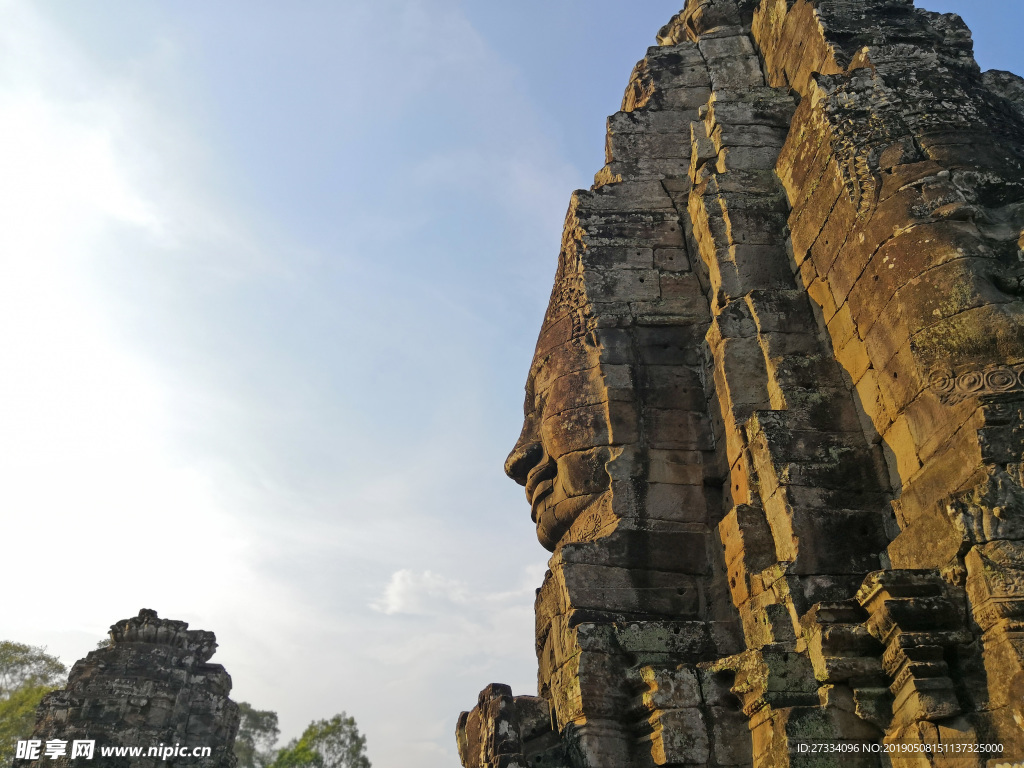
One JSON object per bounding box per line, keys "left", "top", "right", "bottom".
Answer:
{"left": 458, "top": 0, "right": 1024, "bottom": 765}
{"left": 15, "top": 610, "right": 239, "bottom": 768}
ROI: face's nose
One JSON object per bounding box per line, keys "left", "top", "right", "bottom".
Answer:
{"left": 505, "top": 385, "right": 543, "bottom": 485}
{"left": 505, "top": 390, "right": 545, "bottom": 488}
{"left": 505, "top": 434, "right": 543, "bottom": 487}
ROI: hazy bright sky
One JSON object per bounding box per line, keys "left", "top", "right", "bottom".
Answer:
{"left": 0, "top": 2, "right": 1020, "bottom": 766}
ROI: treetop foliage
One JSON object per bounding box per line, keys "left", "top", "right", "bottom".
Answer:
{"left": 235, "top": 701, "right": 282, "bottom": 768}
{"left": 270, "top": 713, "right": 370, "bottom": 768}
{"left": 0, "top": 642, "right": 66, "bottom": 700}
{"left": 0, "top": 642, "right": 66, "bottom": 767}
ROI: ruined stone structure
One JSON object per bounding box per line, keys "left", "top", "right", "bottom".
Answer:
{"left": 15, "top": 610, "right": 239, "bottom": 768}
{"left": 457, "top": 0, "right": 1024, "bottom": 765}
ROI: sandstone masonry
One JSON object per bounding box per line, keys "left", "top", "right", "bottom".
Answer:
{"left": 15, "top": 610, "right": 239, "bottom": 768}
{"left": 458, "top": 0, "right": 1024, "bottom": 766}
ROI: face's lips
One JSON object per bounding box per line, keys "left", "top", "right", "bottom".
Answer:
{"left": 524, "top": 458, "right": 556, "bottom": 506}
{"left": 528, "top": 478, "right": 555, "bottom": 521}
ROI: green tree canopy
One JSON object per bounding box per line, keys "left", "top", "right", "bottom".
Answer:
{"left": 270, "top": 713, "right": 370, "bottom": 768}
{"left": 0, "top": 641, "right": 66, "bottom": 699}
{"left": 0, "top": 683, "right": 58, "bottom": 764}
{"left": 234, "top": 701, "right": 281, "bottom": 768}
{"left": 0, "top": 642, "right": 66, "bottom": 767}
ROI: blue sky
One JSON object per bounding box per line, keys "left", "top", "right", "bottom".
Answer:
{"left": 0, "top": 2, "right": 1020, "bottom": 766}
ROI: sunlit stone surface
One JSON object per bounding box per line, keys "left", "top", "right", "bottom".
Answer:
{"left": 458, "top": 0, "right": 1024, "bottom": 765}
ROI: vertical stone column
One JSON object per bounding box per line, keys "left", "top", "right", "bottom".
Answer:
{"left": 522, "top": 26, "right": 746, "bottom": 765}
{"left": 464, "top": 12, "right": 753, "bottom": 765}
{"left": 668, "top": 2, "right": 893, "bottom": 764}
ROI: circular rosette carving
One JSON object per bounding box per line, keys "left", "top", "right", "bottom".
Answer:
{"left": 984, "top": 367, "right": 1019, "bottom": 392}
{"left": 958, "top": 370, "right": 986, "bottom": 395}
{"left": 929, "top": 369, "right": 956, "bottom": 398}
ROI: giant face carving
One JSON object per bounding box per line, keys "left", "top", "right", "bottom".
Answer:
{"left": 504, "top": 257, "right": 615, "bottom": 551}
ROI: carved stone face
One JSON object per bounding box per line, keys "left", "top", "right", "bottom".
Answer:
{"left": 504, "top": 273, "right": 614, "bottom": 551}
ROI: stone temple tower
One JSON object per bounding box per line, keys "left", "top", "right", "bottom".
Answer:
{"left": 457, "top": 0, "right": 1024, "bottom": 765}
{"left": 15, "top": 610, "right": 239, "bottom": 768}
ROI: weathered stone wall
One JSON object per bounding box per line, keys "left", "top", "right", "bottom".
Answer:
{"left": 15, "top": 610, "right": 239, "bottom": 768}
{"left": 458, "top": 0, "right": 1024, "bottom": 766}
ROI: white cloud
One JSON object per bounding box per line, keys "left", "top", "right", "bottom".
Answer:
{"left": 367, "top": 563, "right": 546, "bottom": 667}
{"left": 372, "top": 569, "right": 470, "bottom": 615}
{"left": 356, "top": 563, "right": 545, "bottom": 764}
{"left": 371, "top": 566, "right": 547, "bottom": 618}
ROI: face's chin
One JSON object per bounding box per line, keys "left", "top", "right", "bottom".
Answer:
{"left": 533, "top": 488, "right": 606, "bottom": 551}
{"left": 523, "top": 446, "right": 615, "bottom": 550}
